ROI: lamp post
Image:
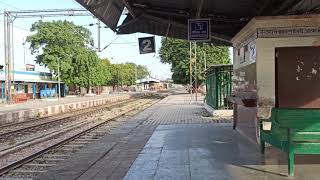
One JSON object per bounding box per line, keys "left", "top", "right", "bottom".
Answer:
{"left": 22, "top": 39, "right": 26, "bottom": 65}
{"left": 135, "top": 64, "right": 138, "bottom": 89}
{"left": 57, "top": 57, "right": 61, "bottom": 100}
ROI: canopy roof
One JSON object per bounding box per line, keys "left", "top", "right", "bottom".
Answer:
{"left": 76, "top": 0, "right": 320, "bottom": 45}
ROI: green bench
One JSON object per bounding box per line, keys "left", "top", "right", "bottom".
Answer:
{"left": 260, "top": 108, "right": 320, "bottom": 176}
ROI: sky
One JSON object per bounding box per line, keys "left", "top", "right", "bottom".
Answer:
{"left": 0, "top": 0, "right": 233, "bottom": 80}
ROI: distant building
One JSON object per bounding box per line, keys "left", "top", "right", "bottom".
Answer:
{"left": 0, "top": 70, "right": 65, "bottom": 102}
{"left": 136, "top": 77, "right": 168, "bottom": 91}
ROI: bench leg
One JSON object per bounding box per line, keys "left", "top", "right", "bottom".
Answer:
{"left": 288, "top": 150, "right": 294, "bottom": 176}
{"left": 260, "top": 140, "right": 265, "bottom": 154}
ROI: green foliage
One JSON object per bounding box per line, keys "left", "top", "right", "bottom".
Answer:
{"left": 159, "top": 37, "right": 230, "bottom": 85}
{"left": 137, "top": 65, "right": 150, "bottom": 79}
{"left": 95, "top": 59, "right": 112, "bottom": 86}
{"left": 108, "top": 63, "right": 150, "bottom": 89}
{"left": 27, "top": 20, "right": 97, "bottom": 88}
{"left": 27, "top": 20, "right": 150, "bottom": 92}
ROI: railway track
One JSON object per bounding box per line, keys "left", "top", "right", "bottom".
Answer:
{"left": 0, "top": 98, "right": 139, "bottom": 153}
{"left": 0, "top": 97, "right": 145, "bottom": 158}
{"left": 0, "top": 98, "right": 136, "bottom": 138}
{"left": 0, "top": 98, "right": 142, "bottom": 162}
{"left": 0, "top": 96, "right": 161, "bottom": 179}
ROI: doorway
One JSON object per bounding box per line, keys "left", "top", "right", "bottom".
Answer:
{"left": 275, "top": 47, "right": 320, "bottom": 108}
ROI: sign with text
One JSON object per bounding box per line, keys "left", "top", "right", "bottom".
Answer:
{"left": 26, "top": 64, "right": 35, "bottom": 71}
{"left": 138, "top": 36, "right": 155, "bottom": 54}
{"left": 188, "top": 19, "right": 211, "bottom": 41}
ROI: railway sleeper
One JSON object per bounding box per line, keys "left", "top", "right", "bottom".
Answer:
{"left": 24, "top": 163, "right": 55, "bottom": 167}
{"left": 10, "top": 169, "right": 47, "bottom": 173}
{"left": 63, "top": 144, "right": 85, "bottom": 148}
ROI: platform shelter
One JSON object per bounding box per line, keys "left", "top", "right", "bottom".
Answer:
{"left": 76, "top": 0, "right": 320, "bottom": 142}
{"left": 230, "top": 15, "right": 320, "bottom": 142}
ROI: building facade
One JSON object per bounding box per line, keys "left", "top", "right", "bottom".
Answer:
{"left": 0, "top": 70, "right": 64, "bottom": 102}
{"left": 231, "top": 15, "right": 320, "bottom": 142}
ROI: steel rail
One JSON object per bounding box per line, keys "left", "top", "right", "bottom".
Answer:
{"left": 0, "top": 98, "right": 136, "bottom": 138}
{"left": 0, "top": 98, "right": 158, "bottom": 176}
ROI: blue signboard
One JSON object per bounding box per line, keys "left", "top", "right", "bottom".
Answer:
{"left": 188, "top": 19, "right": 211, "bottom": 41}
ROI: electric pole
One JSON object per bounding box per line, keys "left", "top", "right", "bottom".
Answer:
{"left": 57, "top": 57, "right": 61, "bottom": 100}
{"left": 189, "top": 41, "right": 197, "bottom": 103}
{"left": 2, "top": 9, "right": 92, "bottom": 104}
{"left": 3, "top": 8, "right": 128, "bottom": 103}
{"left": 4, "top": 11, "right": 13, "bottom": 103}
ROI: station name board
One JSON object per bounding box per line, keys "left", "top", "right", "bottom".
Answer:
{"left": 188, "top": 19, "right": 211, "bottom": 42}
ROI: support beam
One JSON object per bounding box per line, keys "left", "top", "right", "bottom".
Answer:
{"left": 190, "top": 42, "right": 198, "bottom": 103}
{"left": 254, "top": 0, "right": 273, "bottom": 16}
{"left": 88, "top": 1, "right": 107, "bottom": 11}
{"left": 33, "top": 83, "right": 36, "bottom": 99}
{"left": 145, "top": 8, "right": 189, "bottom": 18}
{"left": 272, "top": 0, "right": 301, "bottom": 15}
{"left": 196, "top": 0, "right": 204, "bottom": 18}
{"left": 143, "top": 14, "right": 186, "bottom": 29}
{"left": 122, "top": 0, "right": 136, "bottom": 18}
{"left": 1, "top": 82, "right": 4, "bottom": 99}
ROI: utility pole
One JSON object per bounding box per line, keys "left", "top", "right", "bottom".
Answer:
{"left": 195, "top": 42, "right": 198, "bottom": 102}
{"left": 23, "top": 39, "right": 26, "bottom": 65}
{"left": 97, "top": 19, "right": 101, "bottom": 52}
{"left": 189, "top": 42, "right": 192, "bottom": 98}
{"left": 189, "top": 41, "right": 197, "bottom": 103}
{"left": 11, "top": 17, "right": 15, "bottom": 86}
{"left": 3, "top": 8, "right": 128, "bottom": 102}
{"left": 2, "top": 9, "right": 92, "bottom": 104}
{"left": 135, "top": 65, "right": 138, "bottom": 87}
{"left": 204, "top": 52, "right": 207, "bottom": 72}
{"left": 4, "top": 12, "right": 8, "bottom": 103}
{"left": 57, "top": 57, "right": 61, "bottom": 100}
{"left": 204, "top": 52, "right": 207, "bottom": 95}
{"left": 4, "top": 11, "right": 13, "bottom": 104}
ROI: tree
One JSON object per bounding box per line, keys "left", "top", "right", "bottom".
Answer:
{"left": 159, "top": 37, "right": 230, "bottom": 85}
{"left": 27, "top": 20, "right": 152, "bottom": 93}
{"left": 107, "top": 63, "right": 120, "bottom": 91}
{"left": 95, "top": 58, "right": 112, "bottom": 86}
{"left": 137, "top": 65, "right": 150, "bottom": 79}
{"left": 107, "top": 62, "right": 150, "bottom": 90}
{"left": 26, "top": 20, "right": 99, "bottom": 92}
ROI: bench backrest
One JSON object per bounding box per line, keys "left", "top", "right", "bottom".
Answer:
{"left": 270, "top": 108, "right": 320, "bottom": 140}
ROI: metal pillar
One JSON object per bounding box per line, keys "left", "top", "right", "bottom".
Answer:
{"left": 2, "top": 8, "right": 104, "bottom": 103}
{"left": 33, "top": 83, "right": 36, "bottom": 99}
{"left": 57, "top": 57, "right": 61, "bottom": 99}
{"left": 189, "top": 41, "right": 198, "bottom": 103}
{"left": 11, "top": 17, "right": 15, "bottom": 85}
{"left": 3, "top": 12, "right": 7, "bottom": 101}
{"left": 4, "top": 11, "right": 14, "bottom": 104}
{"left": 1, "top": 82, "right": 4, "bottom": 99}
{"left": 135, "top": 65, "right": 138, "bottom": 87}
{"left": 97, "top": 19, "right": 101, "bottom": 52}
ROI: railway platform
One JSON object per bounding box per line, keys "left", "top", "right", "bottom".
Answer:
{"left": 38, "top": 94, "right": 320, "bottom": 180}
{"left": 0, "top": 93, "right": 134, "bottom": 125}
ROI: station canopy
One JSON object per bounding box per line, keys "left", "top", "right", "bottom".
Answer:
{"left": 76, "top": 0, "right": 320, "bottom": 46}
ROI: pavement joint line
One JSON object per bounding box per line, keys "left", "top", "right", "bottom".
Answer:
{"left": 52, "top": 99, "right": 162, "bottom": 180}
{"left": 0, "top": 99, "right": 157, "bottom": 177}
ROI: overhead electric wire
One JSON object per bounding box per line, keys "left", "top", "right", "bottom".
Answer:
{"left": 99, "top": 36, "right": 120, "bottom": 52}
